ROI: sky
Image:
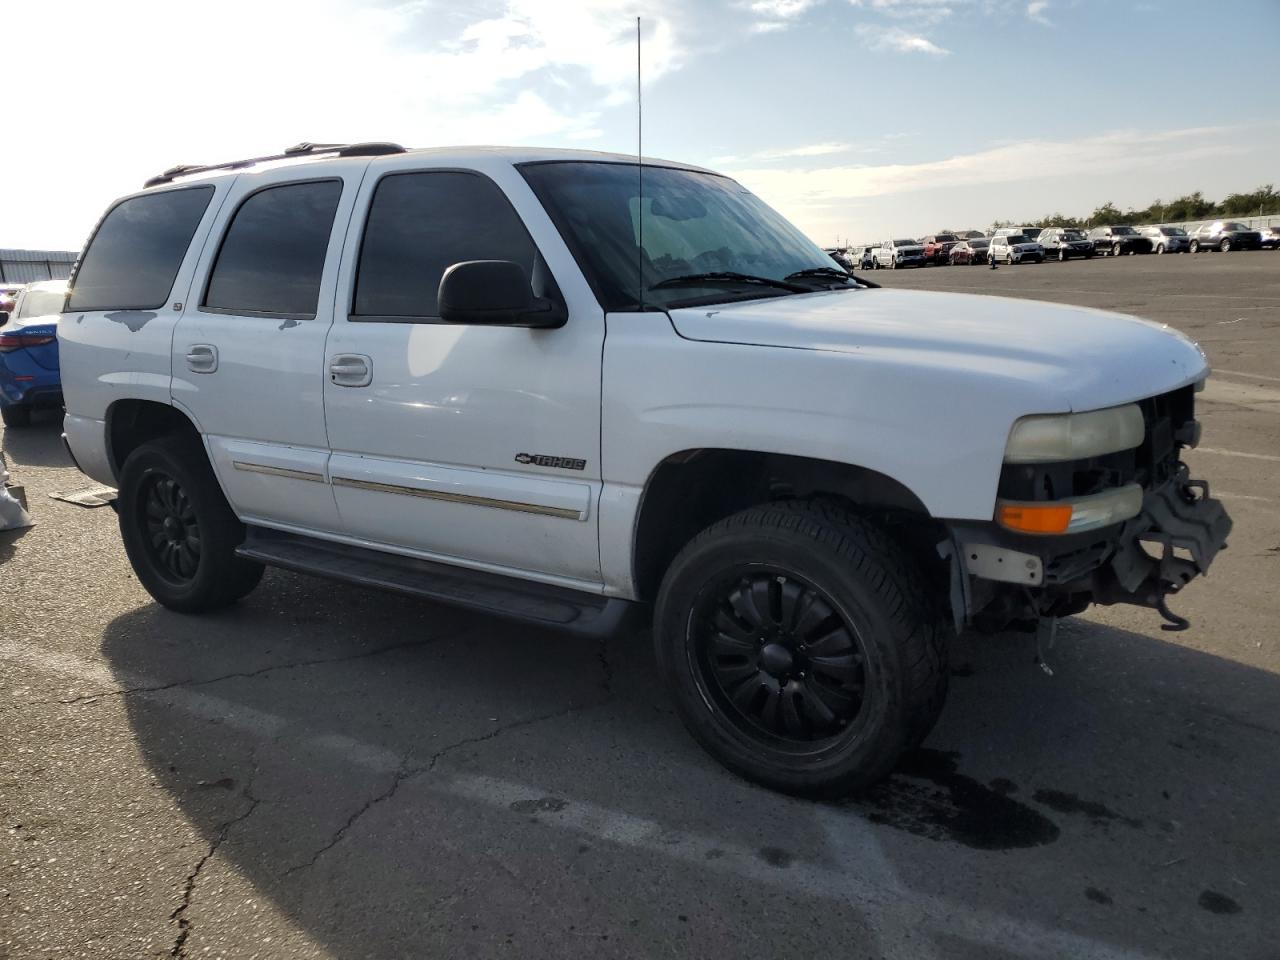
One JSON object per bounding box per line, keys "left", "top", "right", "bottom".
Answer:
{"left": 3, "top": 0, "right": 1278, "bottom": 250}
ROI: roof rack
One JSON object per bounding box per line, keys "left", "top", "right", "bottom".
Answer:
{"left": 143, "top": 141, "right": 407, "bottom": 188}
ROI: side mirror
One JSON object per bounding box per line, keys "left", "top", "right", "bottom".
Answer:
{"left": 438, "top": 260, "right": 565, "bottom": 328}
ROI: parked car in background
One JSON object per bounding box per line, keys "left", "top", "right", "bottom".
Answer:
{"left": 989, "top": 234, "right": 1044, "bottom": 265}
{"left": 1188, "top": 221, "right": 1263, "bottom": 253}
{"left": 1260, "top": 226, "right": 1280, "bottom": 250}
{"left": 873, "top": 238, "right": 926, "bottom": 269}
{"left": 857, "top": 245, "right": 877, "bottom": 269}
{"left": 825, "top": 247, "right": 856, "bottom": 271}
{"left": 921, "top": 234, "right": 960, "bottom": 265}
{"left": 1088, "top": 226, "right": 1153, "bottom": 257}
{"left": 1139, "top": 226, "right": 1190, "bottom": 255}
{"left": 0, "top": 284, "right": 24, "bottom": 318}
{"left": 1037, "top": 227, "right": 1094, "bottom": 261}
{"left": 993, "top": 227, "right": 1039, "bottom": 243}
{"left": 948, "top": 238, "right": 989, "bottom": 265}
{"left": 0, "top": 279, "right": 65, "bottom": 427}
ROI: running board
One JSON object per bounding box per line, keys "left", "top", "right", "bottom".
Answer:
{"left": 236, "top": 527, "right": 638, "bottom": 638}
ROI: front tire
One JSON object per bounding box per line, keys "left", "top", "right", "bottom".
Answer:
{"left": 1112, "top": 242, "right": 1122, "bottom": 258}
{"left": 118, "top": 435, "right": 264, "bottom": 613}
{"left": 1220, "top": 238, "right": 1231, "bottom": 252}
{"left": 1190, "top": 240, "right": 1200, "bottom": 254}
{"left": 653, "top": 500, "right": 949, "bottom": 798}
{"left": 1, "top": 404, "right": 32, "bottom": 429}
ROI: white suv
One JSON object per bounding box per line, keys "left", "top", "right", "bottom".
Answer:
{"left": 58, "top": 142, "right": 1231, "bottom": 797}
{"left": 989, "top": 233, "right": 1045, "bottom": 264}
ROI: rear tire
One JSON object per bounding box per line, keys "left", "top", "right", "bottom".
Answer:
{"left": 1112, "top": 242, "right": 1122, "bottom": 258}
{"left": 1220, "top": 238, "right": 1231, "bottom": 252}
{"left": 1190, "top": 239, "right": 1200, "bottom": 253}
{"left": 653, "top": 500, "right": 949, "bottom": 798}
{"left": 1156, "top": 243, "right": 1165, "bottom": 255}
{"left": 1, "top": 404, "right": 32, "bottom": 429}
{"left": 118, "top": 435, "right": 264, "bottom": 613}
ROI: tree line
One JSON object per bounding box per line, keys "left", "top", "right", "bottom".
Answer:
{"left": 990, "top": 184, "right": 1278, "bottom": 231}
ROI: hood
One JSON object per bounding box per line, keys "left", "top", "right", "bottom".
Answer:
{"left": 667, "top": 288, "right": 1208, "bottom": 412}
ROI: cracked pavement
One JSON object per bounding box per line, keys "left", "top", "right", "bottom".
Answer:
{"left": 2, "top": 254, "right": 1278, "bottom": 958}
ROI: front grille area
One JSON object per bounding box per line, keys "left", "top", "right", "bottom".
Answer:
{"left": 996, "top": 385, "right": 1196, "bottom": 502}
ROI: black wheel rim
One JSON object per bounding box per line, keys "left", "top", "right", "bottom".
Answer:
{"left": 690, "top": 568, "right": 871, "bottom": 749}
{"left": 140, "top": 472, "right": 201, "bottom": 584}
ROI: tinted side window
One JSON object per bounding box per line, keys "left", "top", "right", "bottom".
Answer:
{"left": 204, "top": 180, "right": 342, "bottom": 317}
{"left": 353, "top": 172, "right": 536, "bottom": 319}
{"left": 68, "top": 186, "right": 214, "bottom": 311}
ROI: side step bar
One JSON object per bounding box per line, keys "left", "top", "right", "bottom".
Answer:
{"left": 236, "top": 526, "right": 640, "bottom": 638}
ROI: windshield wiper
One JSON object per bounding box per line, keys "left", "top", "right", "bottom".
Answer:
{"left": 649, "top": 271, "right": 809, "bottom": 294}
{"left": 784, "top": 266, "right": 878, "bottom": 288}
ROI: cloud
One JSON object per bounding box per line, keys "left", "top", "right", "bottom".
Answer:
{"left": 1026, "top": 0, "right": 1051, "bottom": 24}
{"left": 0, "top": 0, "right": 705, "bottom": 247}
{"left": 744, "top": 0, "right": 825, "bottom": 15}
{"left": 846, "top": 0, "right": 962, "bottom": 26}
{"left": 738, "top": 0, "right": 826, "bottom": 33}
{"left": 720, "top": 126, "right": 1243, "bottom": 212}
{"left": 855, "top": 23, "right": 950, "bottom": 54}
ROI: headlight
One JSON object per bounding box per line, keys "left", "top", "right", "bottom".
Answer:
{"left": 1004, "top": 404, "right": 1145, "bottom": 463}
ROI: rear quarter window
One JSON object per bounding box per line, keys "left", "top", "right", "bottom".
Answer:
{"left": 68, "top": 186, "right": 214, "bottom": 312}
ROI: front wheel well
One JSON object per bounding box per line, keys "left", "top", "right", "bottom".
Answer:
{"left": 631, "top": 449, "right": 943, "bottom": 602}
{"left": 106, "top": 400, "right": 201, "bottom": 480}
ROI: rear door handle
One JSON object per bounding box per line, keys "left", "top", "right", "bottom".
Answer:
{"left": 329, "top": 354, "right": 372, "bottom": 387}
{"left": 185, "top": 343, "right": 218, "bottom": 374}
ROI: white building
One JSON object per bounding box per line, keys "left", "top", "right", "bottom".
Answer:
{"left": 0, "top": 249, "right": 78, "bottom": 283}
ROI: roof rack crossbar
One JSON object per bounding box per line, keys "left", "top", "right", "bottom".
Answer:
{"left": 143, "top": 141, "right": 406, "bottom": 188}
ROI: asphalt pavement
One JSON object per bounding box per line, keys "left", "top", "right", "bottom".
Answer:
{"left": 2, "top": 250, "right": 1276, "bottom": 959}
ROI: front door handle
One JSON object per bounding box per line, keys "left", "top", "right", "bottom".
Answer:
{"left": 185, "top": 343, "right": 218, "bottom": 374}
{"left": 329, "top": 354, "right": 372, "bottom": 388}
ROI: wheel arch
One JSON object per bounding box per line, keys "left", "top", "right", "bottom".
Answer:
{"left": 105, "top": 398, "right": 203, "bottom": 481}
{"left": 630, "top": 448, "right": 938, "bottom": 603}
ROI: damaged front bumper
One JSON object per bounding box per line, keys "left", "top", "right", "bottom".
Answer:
{"left": 943, "top": 464, "right": 1232, "bottom": 633}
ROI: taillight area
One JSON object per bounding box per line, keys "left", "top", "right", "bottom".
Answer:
{"left": 0, "top": 333, "right": 56, "bottom": 352}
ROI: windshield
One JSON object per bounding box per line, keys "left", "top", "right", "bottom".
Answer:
{"left": 16, "top": 284, "right": 67, "bottom": 319}
{"left": 1161, "top": 227, "right": 1187, "bottom": 236}
{"left": 1062, "top": 230, "right": 1085, "bottom": 240}
{"left": 1112, "top": 226, "right": 1137, "bottom": 235}
{"left": 971, "top": 238, "right": 989, "bottom": 248}
{"left": 934, "top": 234, "right": 957, "bottom": 242}
{"left": 893, "top": 239, "right": 918, "bottom": 247}
{"left": 1223, "top": 222, "right": 1249, "bottom": 231}
{"left": 519, "top": 161, "right": 842, "bottom": 310}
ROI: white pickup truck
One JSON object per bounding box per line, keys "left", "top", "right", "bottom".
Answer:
{"left": 58, "top": 143, "right": 1231, "bottom": 797}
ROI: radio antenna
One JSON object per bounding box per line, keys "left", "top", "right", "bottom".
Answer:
{"left": 636, "top": 15, "right": 644, "bottom": 312}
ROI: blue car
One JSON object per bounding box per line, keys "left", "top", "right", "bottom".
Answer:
{"left": 0, "top": 279, "right": 65, "bottom": 428}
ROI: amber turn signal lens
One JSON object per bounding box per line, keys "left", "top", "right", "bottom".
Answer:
{"left": 997, "top": 502, "right": 1073, "bottom": 535}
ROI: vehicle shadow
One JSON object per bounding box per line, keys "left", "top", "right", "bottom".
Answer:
{"left": 0, "top": 412, "right": 71, "bottom": 468}
{"left": 97, "top": 573, "right": 1278, "bottom": 959}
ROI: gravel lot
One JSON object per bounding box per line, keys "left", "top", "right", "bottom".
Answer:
{"left": 2, "top": 251, "right": 1276, "bottom": 959}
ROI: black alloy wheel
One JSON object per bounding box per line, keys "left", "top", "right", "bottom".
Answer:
{"left": 140, "top": 473, "right": 201, "bottom": 584}
{"left": 692, "top": 570, "right": 869, "bottom": 745}
{"left": 653, "top": 500, "right": 950, "bottom": 797}
{"left": 118, "top": 435, "right": 263, "bottom": 612}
